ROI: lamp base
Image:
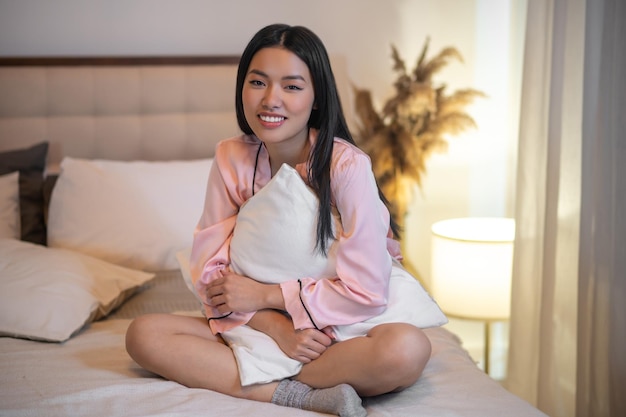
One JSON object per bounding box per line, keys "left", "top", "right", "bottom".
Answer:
{"left": 442, "top": 315, "right": 509, "bottom": 380}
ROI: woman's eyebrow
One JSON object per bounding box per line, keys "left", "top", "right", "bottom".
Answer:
{"left": 248, "top": 68, "right": 306, "bottom": 82}
{"left": 248, "top": 68, "right": 268, "bottom": 78}
{"left": 283, "top": 74, "right": 306, "bottom": 82}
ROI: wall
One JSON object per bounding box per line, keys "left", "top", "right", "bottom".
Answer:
{"left": 0, "top": 0, "right": 479, "bottom": 106}
{"left": 0, "top": 0, "right": 526, "bottom": 378}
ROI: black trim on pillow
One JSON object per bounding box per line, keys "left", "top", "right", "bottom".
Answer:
{"left": 0, "top": 142, "right": 48, "bottom": 245}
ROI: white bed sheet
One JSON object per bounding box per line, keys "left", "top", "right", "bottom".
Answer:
{"left": 0, "top": 316, "right": 546, "bottom": 417}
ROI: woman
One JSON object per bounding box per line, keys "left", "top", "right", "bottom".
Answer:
{"left": 126, "top": 23, "right": 432, "bottom": 417}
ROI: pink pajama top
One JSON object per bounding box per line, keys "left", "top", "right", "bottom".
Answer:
{"left": 190, "top": 130, "right": 402, "bottom": 336}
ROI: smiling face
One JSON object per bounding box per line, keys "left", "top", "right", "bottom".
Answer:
{"left": 242, "top": 47, "right": 315, "bottom": 149}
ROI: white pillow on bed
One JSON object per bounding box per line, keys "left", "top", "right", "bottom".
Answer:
{"left": 0, "top": 238, "right": 154, "bottom": 342}
{"left": 230, "top": 164, "right": 338, "bottom": 283}
{"left": 228, "top": 164, "right": 446, "bottom": 332}
{"left": 48, "top": 157, "right": 213, "bottom": 271}
{"left": 217, "top": 163, "right": 446, "bottom": 386}
{"left": 0, "top": 172, "right": 20, "bottom": 239}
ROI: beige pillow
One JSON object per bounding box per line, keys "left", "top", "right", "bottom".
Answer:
{"left": 0, "top": 238, "right": 154, "bottom": 342}
{"left": 0, "top": 172, "right": 20, "bottom": 239}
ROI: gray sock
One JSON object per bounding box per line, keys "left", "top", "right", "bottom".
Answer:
{"left": 271, "top": 379, "right": 366, "bottom": 417}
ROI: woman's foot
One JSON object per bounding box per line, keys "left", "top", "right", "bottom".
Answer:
{"left": 271, "top": 379, "right": 366, "bottom": 416}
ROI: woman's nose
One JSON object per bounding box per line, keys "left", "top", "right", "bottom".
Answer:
{"left": 262, "top": 85, "right": 281, "bottom": 109}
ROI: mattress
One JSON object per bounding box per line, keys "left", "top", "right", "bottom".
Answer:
{"left": 0, "top": 269, "right": 547, "bottom": 417}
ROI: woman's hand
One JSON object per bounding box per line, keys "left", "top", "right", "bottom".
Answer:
{"left": 205, "top": 269, "right": 284, "bottom": 314}
{"left": 248, "top": 310, "right": 332, "bottom": 363}
{"left": 276, "top": 327, "right": 333, "bottom": 363}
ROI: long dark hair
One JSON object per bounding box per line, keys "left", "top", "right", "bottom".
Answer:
{"left": 235, "top": 24, "right": 399, "bottom": 253}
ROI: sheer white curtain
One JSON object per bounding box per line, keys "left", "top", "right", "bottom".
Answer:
{"left": 506, "top": 0, "right": 625, "bottom": 416}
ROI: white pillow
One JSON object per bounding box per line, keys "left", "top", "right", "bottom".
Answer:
{"left": 0, "top": 238, "right": 154, "bottom": 342}
{"left": 48, "top": 157, "right": 213, "bottom": 271}
{"left": 230, "top": 164, "right": 338, "bottom": 283}
{"left": 229, "top": 163, "right": 447, "bottom": 335}
{"left": 0, "top": 172, "right": 20, "bottom": 239}
{"left": 221, "top": 163, "right": 446, "bottom": 386}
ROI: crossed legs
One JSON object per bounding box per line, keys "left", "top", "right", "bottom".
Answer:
{"left": 125, "top": 313, "right": 431, "bottom": 403}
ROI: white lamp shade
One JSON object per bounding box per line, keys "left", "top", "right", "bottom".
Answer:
{"left": 431, "top": 218, "right": 515, "bottom": 320}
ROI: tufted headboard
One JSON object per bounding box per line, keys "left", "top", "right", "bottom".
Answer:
{"left": 0, "top": 56, "right": 241, "bottom": 173}
{"left": 0, "top": 55, "right": 354, "bottom": 173}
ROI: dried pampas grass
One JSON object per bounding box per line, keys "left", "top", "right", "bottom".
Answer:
{"left": 354, "top": 38, "right": 485, "bottom": 234}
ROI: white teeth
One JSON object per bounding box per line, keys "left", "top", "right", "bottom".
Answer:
{"left": 260, "top": 115, "right": 284, "bottom": 123}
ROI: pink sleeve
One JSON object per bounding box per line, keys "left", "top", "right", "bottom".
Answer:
{"left": 190, "top": 140, "right": 254, "bottom": 334}
{"left": 280, "top": 147, "right": 394, "bottom": 331}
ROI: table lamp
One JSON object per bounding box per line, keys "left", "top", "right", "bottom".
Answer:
{"left": 430, "top": 217, "right": 515, "bottom": 375}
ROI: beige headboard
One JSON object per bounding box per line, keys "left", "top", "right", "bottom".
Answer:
{"left": 0, "top": 56, "right": 241, "bottom": 173}
{"left": 0, "top": 55, "right": 355, "bottom": 173}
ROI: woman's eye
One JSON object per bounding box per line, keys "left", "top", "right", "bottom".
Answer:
{"left": 286, "top": 85, "right": 303, "bottom": 91}
{"left": 249, "top": 79, "right": 265, "bottom": 87}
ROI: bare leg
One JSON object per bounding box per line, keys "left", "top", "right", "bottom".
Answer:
{"left": 126, "top": 315, "right": 430, "bottom": 412}
{"left": 296, "top": 323, "right": 432, "bottom": 397}
{"left": 126, "top": 313, "right": 367, "bottom": 416}
{"left": 125, "top": 313, "right": 277, "bottom": 402}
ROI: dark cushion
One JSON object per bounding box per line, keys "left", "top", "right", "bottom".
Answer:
{"left": 0, "top": 142, "right": 49, "bottom": 245}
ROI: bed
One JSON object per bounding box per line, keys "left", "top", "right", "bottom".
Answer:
{"left": 0, "top": 55, "right": 547, "bottom": 417}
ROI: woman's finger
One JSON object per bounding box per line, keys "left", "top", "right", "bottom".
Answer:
{"left": 312, "top": 332, "right": 332, "bottom": 347}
